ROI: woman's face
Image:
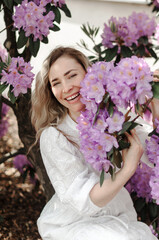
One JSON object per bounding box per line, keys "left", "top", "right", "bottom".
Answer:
{"left": 49, "top": 55, "right": 86, "bottom": 121}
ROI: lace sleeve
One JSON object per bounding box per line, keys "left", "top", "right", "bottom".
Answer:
{"left": 40, "top": 127, "right": 102, "bottom": 216}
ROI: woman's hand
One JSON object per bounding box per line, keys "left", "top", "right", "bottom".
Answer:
{"left": 122, "top": 129, "right": 144, "bottom": 175}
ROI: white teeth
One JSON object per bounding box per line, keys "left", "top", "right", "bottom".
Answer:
{"left": 66, "top": 93, "right": 79, "bottom": 101}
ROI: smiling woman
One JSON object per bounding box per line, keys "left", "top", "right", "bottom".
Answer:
{"left": 31, "top": 46, "right": 157, "bottom": 240}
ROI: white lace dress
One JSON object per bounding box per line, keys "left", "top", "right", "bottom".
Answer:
{"left": 38, "top": 114, "right": 157, "bottom": 240}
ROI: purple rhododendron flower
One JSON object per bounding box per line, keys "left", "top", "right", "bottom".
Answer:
{"left": 1, "top": 57, "right": 34, "bottom": 97}
{"left": 126, "top": 162, "right": 153, "bottom": 202}
{"left": 106, "top": 111, "right": 125, "bottom": 133}
{"left": 13, "top": 155, "right": 31, "bottom": 174}
{"left": 101, "top": 12, "right": 156, "bottom": 49}
{"left": 13, "top": 0, "right": 55, "bottom": 41}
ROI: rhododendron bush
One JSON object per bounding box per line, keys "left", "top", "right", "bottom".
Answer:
{"left": 0, "top": 0, "right": 71, "bottom": 200}
{"left": 78, "top": 7, "right": 159, "bottom": 238}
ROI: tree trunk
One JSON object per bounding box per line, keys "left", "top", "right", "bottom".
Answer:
{"left": 3, "top": 5, "right": 54, "bottom": 201}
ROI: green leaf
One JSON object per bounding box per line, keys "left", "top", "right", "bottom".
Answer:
{"left": 103, "top": 93, "right": 109, "bottom": 104}
{"left": 60, "top": 4, "right": 71, "bottom": 18}
{"left": 29, "top": 38, "right": 40, "bottom": 57}
{"left": 137, "top": 45, "right": 145, "bottom": 57}
{"left": 52, "top": 6, "right": 61, "bottom": 24}
{"left": 109, "top": 164, "right": 116, "bottom": 181}
{"left": 107, "top": 148, "right": 114, "bottom": 159}
{"left": 147, "top": 46, "right": 158, "bottom": 59}
{"left": 113, "top": 149, "right": 122, "bottom": 168}
{"left": 148, "top": 202, "right": 159, "bottom": 219}
{"left": 51, "top": 24, "right": 60, "bottom": 32}
{"left": 81, "top": 24, "right": 90, "bottom": 38}
{"left": 17, "top": 30, "right": 28, "bottom": 49}
{"left": 148, "top": 128, "right": 159, "bottom": 137}
{"left": 152, "top": 82, "right": 159, "bottom": 99}
{"left": 42, "top": 36, "right": 48, "bottom": 44}
{"left": 118, "top": 140, "right": 130, "bottom": 151}
{"left": 0, "top": 83, "right": 8, "bottom": 94}
{"left": 8, "top": 86, "right": 16, "bottom": 104}
{"left": 121, "top": 46, "right": 133, "bottom": 58}
{"left": 134, "top": 198, "right": 146, "bottom": 213}
{"left": 128, "top": 122, "right": 142, "bottom": 131}
{"left": 105, "top": 46, "right": 118, "bottom": 62}
{"left": 3, "top": 0, "right": 13, "bottom": 10}
{"left": 100, "top": 168, "right": 105, "bottom": 187}
{"left": 118, "top": 122, "right": 132, "bottom": 135}
{"left": 0, "top": 62, "right": 6, "bottom": 74}
{"left": 14, "top": 0, "right": 22, "bottom": 4}
{"left": 108, "top": 101, "right": 114, "bottom": 117}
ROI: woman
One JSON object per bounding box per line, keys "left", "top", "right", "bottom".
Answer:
{"left": 31, "top": 47, "right": 158, "bottom": 240}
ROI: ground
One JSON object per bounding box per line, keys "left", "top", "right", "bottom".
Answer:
{"left": 0, "top": 109, "right": 46, "bottom": 240}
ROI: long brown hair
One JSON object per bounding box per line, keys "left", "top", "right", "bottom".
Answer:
{"left": 31, "top": 46, "right": 90, "bottom": 142}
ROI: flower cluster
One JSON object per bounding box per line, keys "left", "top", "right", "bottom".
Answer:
{"left": 78, "top": 57, "right": 154, "bottom": 175}
{"left": 153, "top": 0, "right": 159, "bottom": 8}
{"left": 77, "top": 62, "right": 125, "bottom": 172}
{"left": 126, "top": 162, "right": 153, "bottom": 202}
{"left": 13, "top": 155, "right": 38, "bottom": 184}
{"left": 146, "top": 120, "right": 159, "bottom": 204}
{"left": 33, "top": 0, "right": 65, "bottom": 7}
{"left": 101, "top": 12, "right": 156, "bottom": 49}
{"left": 1, "top": 57, "right": 34, "bottom": 97}
{"left": 13, "top": 0, "right": 55, "bottom": 41}
{"left": 0, "top": 104, "right": 9, "bottom": 139}
{"left": 107, "top": 56, "right": 153, "bottom": 108}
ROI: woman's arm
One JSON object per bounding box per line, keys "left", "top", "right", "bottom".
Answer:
{"left": 90, "top": 129, "right": 144, "bottom": 208}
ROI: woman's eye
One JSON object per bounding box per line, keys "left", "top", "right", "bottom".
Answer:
{"left": 52, "top": 82, "right": 60, "bottom": 87}
{"left": 69, "top": 74, "right": 77, "bottom": 79}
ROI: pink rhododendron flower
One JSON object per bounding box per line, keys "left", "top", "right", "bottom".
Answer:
{"left": 1, "top": 57, "right": 34, "bottom": 97}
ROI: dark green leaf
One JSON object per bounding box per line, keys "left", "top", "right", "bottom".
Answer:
{"left": 14, "top": 0, "right": 22, "bottom": 4}
{"left": 134, "top": 198, "right": 146, "bottom": 213}
{"left": 17, "top": 30, "right": 28, "bottom": 49}
{"left": 121, "top": 46, "right": 133, "bottom": 58}
{"left": 109, "top": 164, "right": 116, "bottom": 181}
{"left": 0, "top": 62, "right": 6, "bottom": 74}
{"left": 42, "top": 36, "right": 48, "bottom": 44}
{"left": 118, "top": 122, "right": 132, "bottom": 135}
{"left": 152, "top": 82, "right": 159, "bottom": 99}
{"left": 113, "top": 149, "right": 122, "bottom": 168}
{"left": 103, "top": 93, "right": 109, "bottom": 104}
{"left": 105, "top": 46, "right": 118, "bottom": 62}
{"left": 29, "top": 38, "right": 40, "bottom": 57}
{"left": 146, "top": 46, "right": 158, "bottom": 59}
{"left": 52, "top": 6, "right": 61, "bottom": 24}
{"left": 8, "top": 86, "right": 16, "bottom": 104}
{"left": 81, "top": 24, "right": 90, "bottom": 38}
{"left": 137, "top": 45, "right": 145, "bottom": 57}
{"left": 138, "top": 36, "right": 148, "bottom": 45}
{"left": 108, "top": 101, "right": 114, "bottom": 117}
{"left": 51, "top": 24, "right": 60, "bottom": 32}
{"left": 118, "top": 140, "right": 130, "bottom": 151}
{"left": 148, "top": 202, "right": 159, "bottom": 219}
{"left": 128, "top": 122, "right": 142, "bottom": 131}
{"left": 60, "top": 4, "right": 71, "bottom": 18}
{"left": 148, "top": 128, "right": 159, "bottom": 137}
{"left": 3, "top": 0, "right": 13, "bottom": 10}
{"left": 107, "top": 148, "right": 114, "bottom": 158}
{"left": 0, "top": 83, "right": 8, "bottom": 94}
{"left": 100, "top": 168, "right": 105, "bottom": 187}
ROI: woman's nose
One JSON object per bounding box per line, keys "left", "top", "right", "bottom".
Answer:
{"left": 62, "top": 83, "right": 73, "bottom": 93}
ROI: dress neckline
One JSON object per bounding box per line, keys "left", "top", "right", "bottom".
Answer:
{"left": 65, "top": 114, "right": 78, "bottom": 131}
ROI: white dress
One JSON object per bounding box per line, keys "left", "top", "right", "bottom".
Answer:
{"left": 38, "top": 114, "right": 157, "bottom": 240}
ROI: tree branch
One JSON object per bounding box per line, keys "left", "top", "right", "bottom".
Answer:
{"left": 1, "top": 95, "right": 15, "bottom": 109}
{"left": 0, "top": 147, "right": 26, "bottom": 164}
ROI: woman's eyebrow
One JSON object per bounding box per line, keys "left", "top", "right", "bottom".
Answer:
{"left": 64, "top": 69, "right": 77, "bottom": 76}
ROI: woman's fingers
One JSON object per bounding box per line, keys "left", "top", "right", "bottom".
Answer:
{"left": 153, "top": 69, "right": 159, "bottom": 82}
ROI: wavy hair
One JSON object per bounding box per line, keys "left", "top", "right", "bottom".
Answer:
{"left": 31, "top": 46, "right": 90, "bottom": 142}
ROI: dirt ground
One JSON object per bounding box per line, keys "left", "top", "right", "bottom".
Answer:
{"left": 0, "top": 109, "right": 46, "bottom": 240}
